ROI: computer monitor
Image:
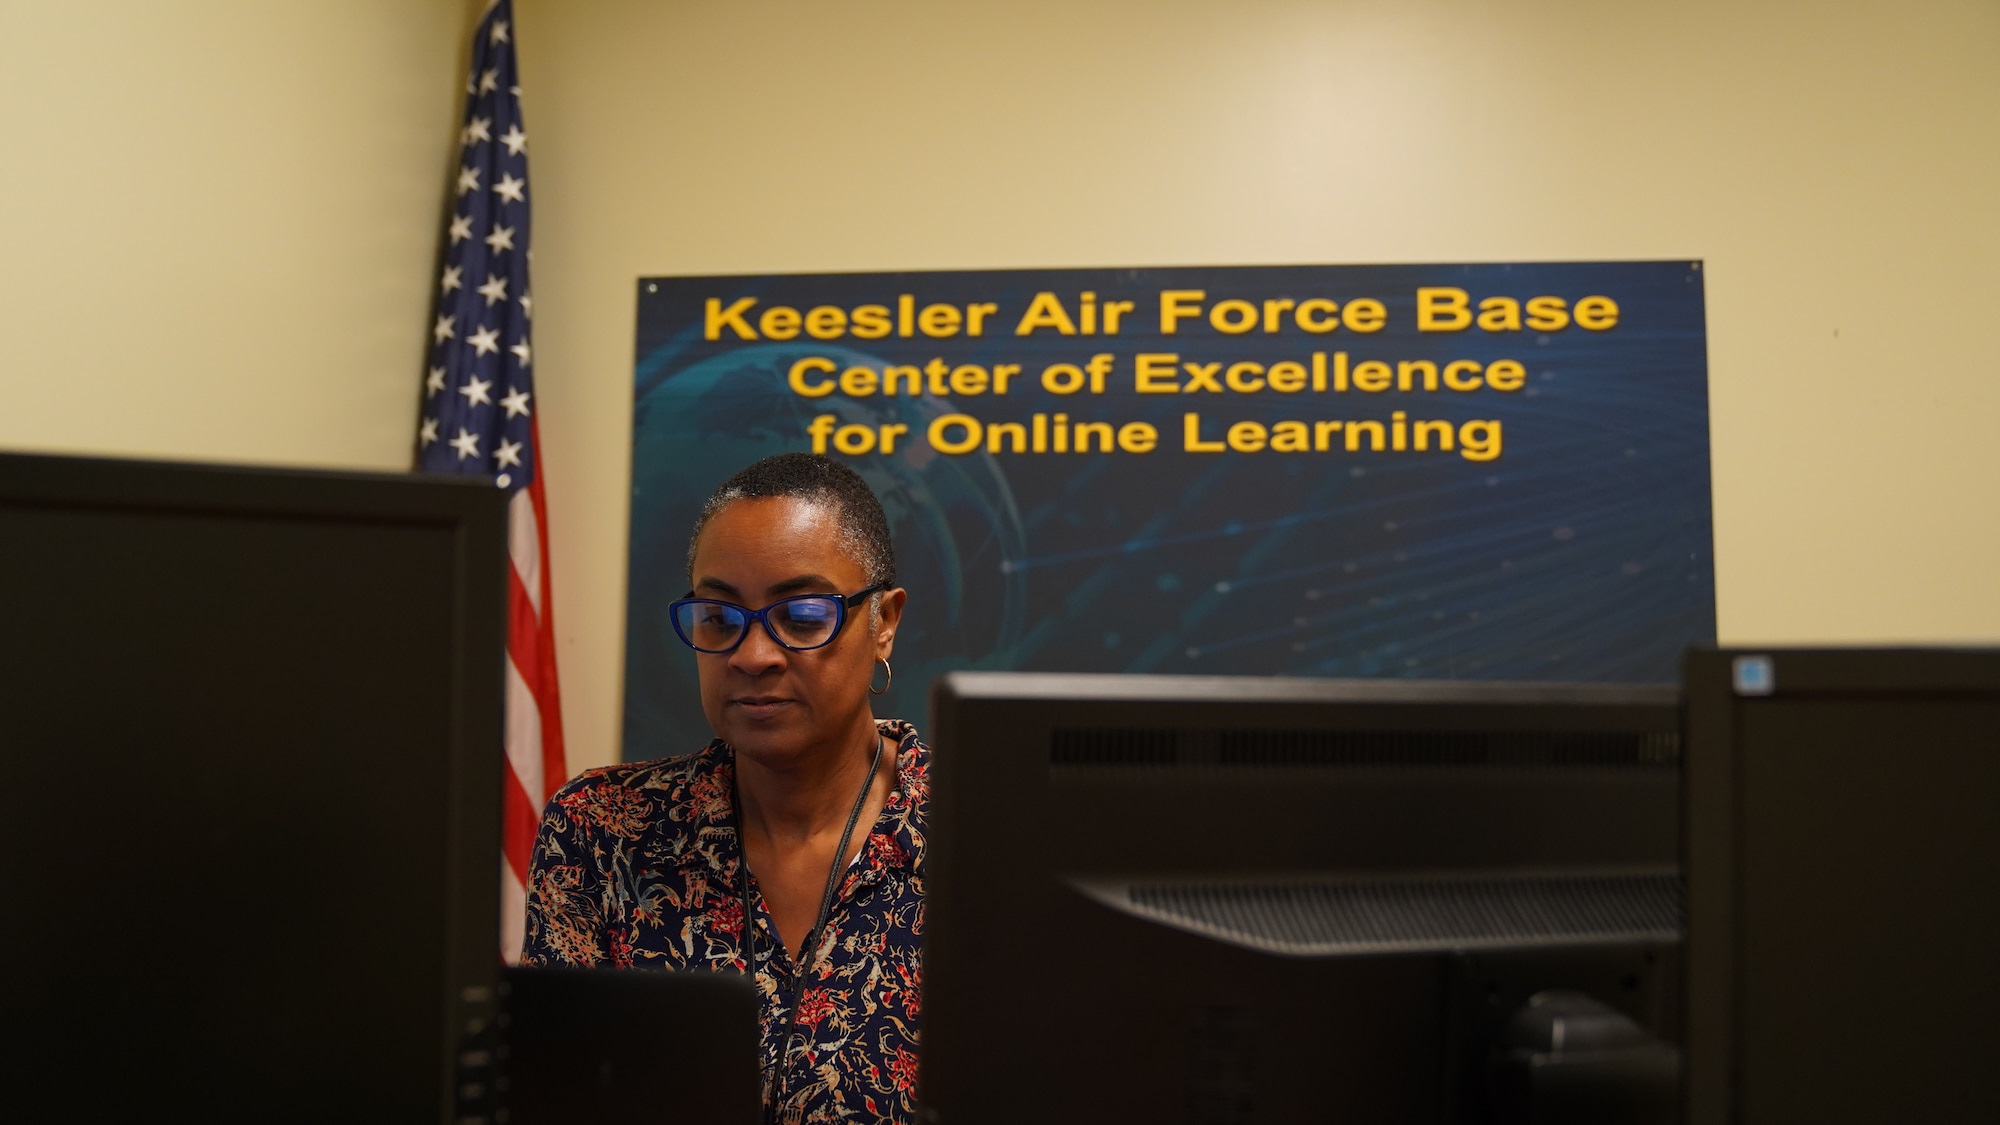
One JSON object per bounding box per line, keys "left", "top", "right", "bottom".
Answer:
{"left": 1682, "top": 648, "right": 2000, "bottom": 1125}
{"left": 495, "top": 966, "right": 761, "bottom": 1124}
{"left": 922, "top": 671, "right": 1684, "bottom": 1123}
{"left": 0, "top": 452, "right": 507, "bottom": 1121}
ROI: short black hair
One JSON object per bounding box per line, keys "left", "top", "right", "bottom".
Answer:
{"left": 686, "top": 453, "right": 896, "bottom": 589}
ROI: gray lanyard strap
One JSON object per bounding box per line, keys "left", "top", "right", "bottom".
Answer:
{"left": 733, "top": 731, "right": 887, "bottom": 1117}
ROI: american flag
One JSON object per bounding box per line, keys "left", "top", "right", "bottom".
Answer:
{"left": 416, "top": 0, "right": 566, "bottom": 964}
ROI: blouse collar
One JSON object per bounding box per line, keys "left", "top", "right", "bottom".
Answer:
{"left": 682, "top": 718, "right": 930, "bottom": 880}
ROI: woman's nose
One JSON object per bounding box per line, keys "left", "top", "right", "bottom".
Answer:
{"left": 728, "top": 617, "right": 788, "bottom": 673}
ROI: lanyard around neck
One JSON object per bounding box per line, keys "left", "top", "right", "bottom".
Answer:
{"left": 732, "top": 729, "right": 887, "bottom": 1111}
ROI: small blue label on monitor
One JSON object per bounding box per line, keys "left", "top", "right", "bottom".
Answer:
{"left": 1732, "top": 655, "right": 1775, "bottom": 696}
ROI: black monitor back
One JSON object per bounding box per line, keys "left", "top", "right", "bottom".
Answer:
{"left": 0, "top": 452, "right": 507, "bottom": 1122}
{"left": 923, "top": 672, "right": 1683, "bottom": 1123}
{"left": 1683, "top": 648, "right": 2000, "bottom": 1125}
{"left": 495, "top": 966, "right": 761, "bottom": 1124}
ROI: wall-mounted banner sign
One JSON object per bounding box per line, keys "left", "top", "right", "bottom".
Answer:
{"left": 625, "top": 263, "right": 1713, "bottom": 758}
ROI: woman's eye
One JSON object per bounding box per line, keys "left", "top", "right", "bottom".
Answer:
{"left": 779, "top": 603, "right": 834, "bottom": 631}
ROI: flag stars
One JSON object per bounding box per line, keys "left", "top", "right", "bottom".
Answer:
{"left": 424, "top": 21, "right": 540, "bottom": 490}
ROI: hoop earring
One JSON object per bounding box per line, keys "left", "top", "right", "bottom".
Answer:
{"left": 870, "top": 658, "right": 892, "bottom": 696}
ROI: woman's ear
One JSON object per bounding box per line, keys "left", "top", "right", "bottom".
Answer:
{"left": 874, "top": 586, "right": 908, "bottom": 659}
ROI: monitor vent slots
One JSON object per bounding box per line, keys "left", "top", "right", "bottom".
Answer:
{"left": 1049, "top": 727, "right": 1179, "bottom": 766}
{"left": 1050, "top": 727, "right": 1679, "bottom": 770}
{"left": 1075, "top": 870, "right": 1685, "bottom": 957}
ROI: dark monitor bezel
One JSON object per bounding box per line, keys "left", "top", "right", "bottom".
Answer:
{"left": 0, "top": 450, "right": 509, "bottom": 1122}
{"left": 924, "top": 669, "right": 1685, "bottom": 1120}
{"left": 1681, "top": 646, "right": 2000, "bottom": 1125}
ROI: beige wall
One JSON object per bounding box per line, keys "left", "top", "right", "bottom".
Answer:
{"left": 0, "top": 0, "right": 467, "bottom": 469}
{"left": 5, "top": 2, "right": 1996, "bottom": 774}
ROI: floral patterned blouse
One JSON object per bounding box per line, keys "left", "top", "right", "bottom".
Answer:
{"left": 522, "top": 719, "right": 929, "bottom": 1124}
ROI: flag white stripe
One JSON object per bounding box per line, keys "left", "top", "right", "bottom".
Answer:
{"left": 509, "top": 487, "right": 542, "bottom": 617}
{"left": 504, "top": 651, "right": 545, "bottom": 807}
{"left": 500, "top": 854, "right": 527, "bottom": 966}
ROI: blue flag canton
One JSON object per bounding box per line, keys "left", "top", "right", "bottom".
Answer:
{"left": 418, "top": 1, "right": 535, "bottom": 494}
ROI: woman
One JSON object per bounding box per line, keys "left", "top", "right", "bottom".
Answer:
{"left": 523, "top": 452, "right": 928, "bottom": 1124}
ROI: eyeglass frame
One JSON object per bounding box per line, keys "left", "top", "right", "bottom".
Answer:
{"left": 666, "top": 582, "right": 888, "bottom": 654}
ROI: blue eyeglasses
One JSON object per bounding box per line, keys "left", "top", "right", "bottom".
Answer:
{"left": 667, "top": 583, "right": 886, "bottom": 654}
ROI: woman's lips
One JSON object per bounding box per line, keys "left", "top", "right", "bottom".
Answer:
{"left": 731, "top": 697, "right": 793, "bottom": 720}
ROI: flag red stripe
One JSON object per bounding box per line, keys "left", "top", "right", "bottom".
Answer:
{"left": 523, "top": 421, "right": 567, "bottom": 791}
